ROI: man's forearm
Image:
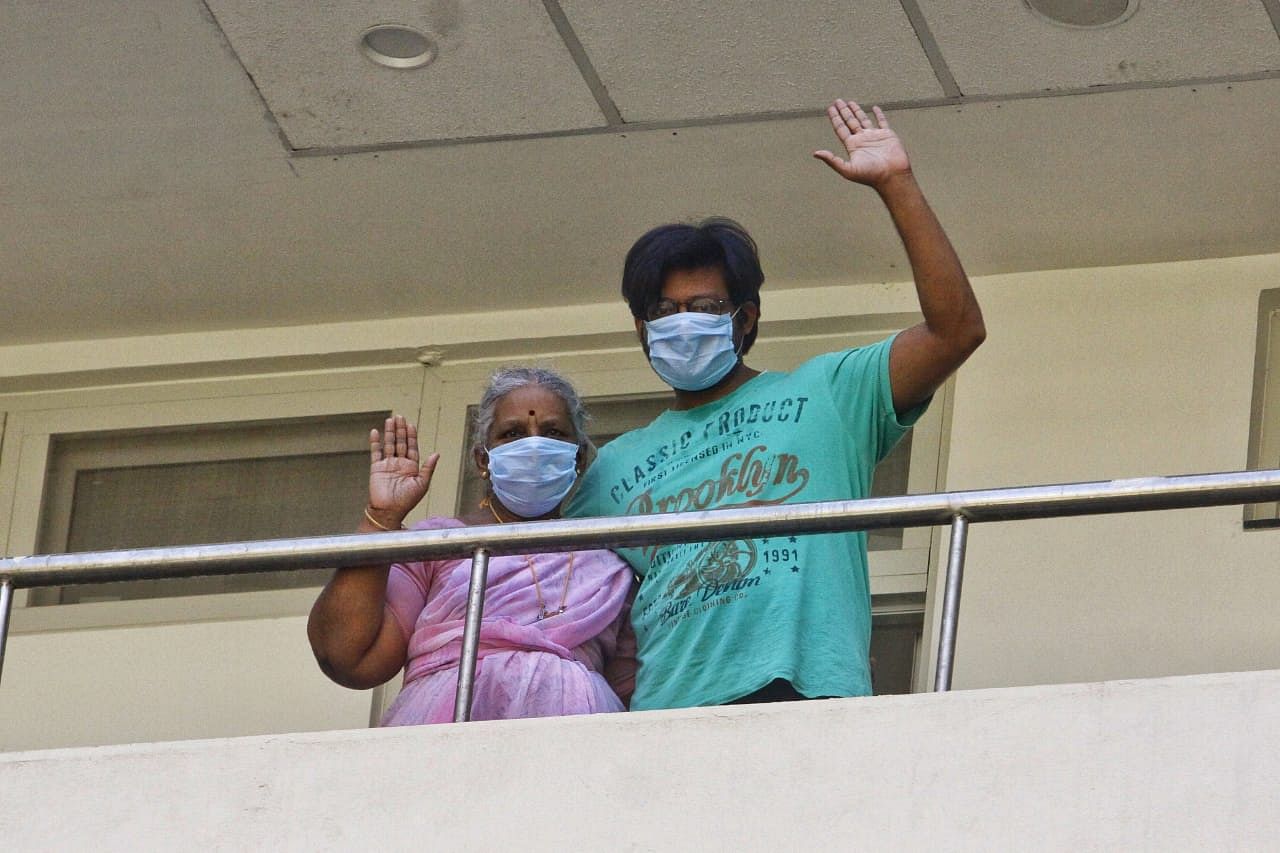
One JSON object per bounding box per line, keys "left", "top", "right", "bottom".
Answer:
{"left": 876, "top": 172, "right": 985, "bottom": 348}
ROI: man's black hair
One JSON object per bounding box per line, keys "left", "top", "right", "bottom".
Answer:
{"left": 621, "top": 217, "right": 763, "bottom": 355}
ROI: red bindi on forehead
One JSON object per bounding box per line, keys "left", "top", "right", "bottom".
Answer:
{"left": 490, "top": 387, "right": 572, "bottom": 433}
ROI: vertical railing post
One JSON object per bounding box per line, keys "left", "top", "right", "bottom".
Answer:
{"left": 0, "top": 578, "right": 13, "bottom": 686}
{"left": 452, "top": 547, "right": 491, "bottom": 722}
{"left": 933, "top": 514, "right": 969, "bottom": 692}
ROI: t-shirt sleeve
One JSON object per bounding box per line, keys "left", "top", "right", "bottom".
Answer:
{"left": 565, "top": 451, "right": 611, "bottom": 519}
{"left": 824, "top": 333, "right": 930, "bottom": 464}
{"left": 384, "top": 517, "right": 458, "bottom": 640}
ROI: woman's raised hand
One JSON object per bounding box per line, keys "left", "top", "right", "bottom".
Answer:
{"left": 366, "top": 415, "right": 439, "bottom": 528}
{"left": 813, "top": 99, "right": 912, "bottom": 189}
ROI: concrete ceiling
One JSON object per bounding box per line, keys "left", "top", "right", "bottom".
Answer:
{"left": 2, "top": 0, "right": 1279, "bottom": 347}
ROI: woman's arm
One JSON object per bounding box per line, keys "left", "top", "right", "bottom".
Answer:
{"left": 603, "top": 579, "right": 639, "bottom": 708}
{"left": 307, "top": 415, "right": 438, "bottom": 690}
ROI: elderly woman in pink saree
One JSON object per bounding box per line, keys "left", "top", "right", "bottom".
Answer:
{"left": 308, "top": 367, "right": 635, "bottom": 723}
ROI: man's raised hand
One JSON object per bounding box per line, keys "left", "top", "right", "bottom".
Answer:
{"left": 813, "top": 99, "right": 911, "bottom": 189}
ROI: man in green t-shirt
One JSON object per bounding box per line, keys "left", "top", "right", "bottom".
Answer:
{"left": 565, "top": 99, "right": 986, "bottom": 710}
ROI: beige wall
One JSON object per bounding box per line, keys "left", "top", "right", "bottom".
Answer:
{"left": 946, "top": 253, "right": 1280, "bottom": 688}
{"left": 3, "top": 669, "right": 1278, "bottom": 850}
{"left": 0, "top": 613, "right": 370, "bottom": 751}
{"left": 2, "top": 252, "right": 1278, "bottom": 750}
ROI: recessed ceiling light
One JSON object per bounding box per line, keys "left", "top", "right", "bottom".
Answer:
{"left": 359, "top": 24, "right": 436, "bottom": 70}
{"left": 1024, "top": 0, "right": 1138, "bottom": 29}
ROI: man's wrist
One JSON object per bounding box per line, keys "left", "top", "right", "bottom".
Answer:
{"left": 870, "top": 168, "right": 917, "bottom": 195}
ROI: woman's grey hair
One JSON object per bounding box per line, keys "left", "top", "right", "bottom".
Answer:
{"left": 471, "top": 365, "right": 594, "bottom": 458}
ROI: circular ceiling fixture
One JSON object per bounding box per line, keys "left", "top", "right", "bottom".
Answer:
{"left": 1024, "top": 0, "right": 1138, "bottom": 28}
{"left": 359, "top": 24, "right": 436, "bottom": 69}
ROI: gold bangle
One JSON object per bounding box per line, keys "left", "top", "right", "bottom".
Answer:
{"left": 363, "top": 506, "right": 403, "bottom": 531}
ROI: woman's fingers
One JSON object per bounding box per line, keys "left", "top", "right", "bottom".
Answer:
{"left": 366, "top": 412, "right": 435, "bottom": 466}
{"left": 395, "top": 416, "right": 409, "bottom": 458}
{"left": 419, "top": 452, "right": 440, "bottom": 486}
{"left": 405, "top": 421, "right": 419, "bottom": 462}
{"left": 382, "top": 417, "right": 396, "bottom": 459}
{"left": 373, "top": 415, "right": 426, "bottom": 462}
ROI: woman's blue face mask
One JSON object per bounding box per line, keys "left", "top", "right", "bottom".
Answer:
{"left": 643, "top": 309, "right": 742, "bottom": 391}
{"left": 485, "top": 435, "right": 579, "bottom": 518}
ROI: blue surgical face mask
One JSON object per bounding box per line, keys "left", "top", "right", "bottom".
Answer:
{"left": 643, "top": 310, "right": 742, "bottom": 392}
{"left": 485, "top": 435, "right": 580, "bottom": 518}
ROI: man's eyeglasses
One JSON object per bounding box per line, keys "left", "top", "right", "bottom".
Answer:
{"left": 645, "top": 297, "right": 734, "bottom": 321}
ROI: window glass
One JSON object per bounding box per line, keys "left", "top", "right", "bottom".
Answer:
{"left": 868, "top": 432, "right": 910, "bottom": 550}
{"left": 31, "top": 412, "right": 382, "bottom": 604}
{"left": 870, "top": 611, "right": 923, "bottom": 695}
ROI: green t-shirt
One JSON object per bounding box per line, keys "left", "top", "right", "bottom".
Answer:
{"left": 566, "top": 335, "right": 926, "bottom": 710}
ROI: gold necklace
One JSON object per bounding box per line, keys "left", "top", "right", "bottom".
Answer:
{"left": 480, "top": 496, "right": 574, "bottom": 620}
{"left": 481, "top": 495, "right": 506, "bottom": 524}
{"left": 524, "top": 552, "right": 575, "bottom": 621}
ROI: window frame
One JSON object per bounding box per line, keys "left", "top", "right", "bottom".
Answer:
{"left": 32, "top": 411, "right": 385, "bottom": 605}
{"left": 1246, "top": 287, "right": 1280, "bottom": 527}
{"left": 0, "top": 365, "right": 429, "bottom": 634}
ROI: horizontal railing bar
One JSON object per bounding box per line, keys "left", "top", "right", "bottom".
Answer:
{"left": 0, "top": 469, "right": 1277, "bottom": 589}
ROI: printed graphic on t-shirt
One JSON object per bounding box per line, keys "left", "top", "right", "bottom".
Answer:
{"left": 605, "top": 396, "right": 811, "bottom": 514}
{"left": 600, "top": 393, "right": 820, "bottom": 640}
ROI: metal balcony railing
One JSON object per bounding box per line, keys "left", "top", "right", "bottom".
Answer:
{"left": 2, "top": 468, "right": 1279, "bottom": 721}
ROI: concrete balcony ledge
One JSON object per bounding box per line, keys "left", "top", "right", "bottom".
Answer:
{"left": 3, "top": 669, "right": 1279, "bottom": 851}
